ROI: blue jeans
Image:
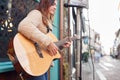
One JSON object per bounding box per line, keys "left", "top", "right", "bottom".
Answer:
{"left": 27, "top": 72, "right": 48, "bottom": 80}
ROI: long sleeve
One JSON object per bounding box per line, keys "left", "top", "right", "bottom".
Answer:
{"left": 18, "top": 10, "right": 53, "bottom": 48}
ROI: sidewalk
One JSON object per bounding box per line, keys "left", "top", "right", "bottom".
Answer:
{"left": 82, "top": 58, "right": 100, "bottom": 80}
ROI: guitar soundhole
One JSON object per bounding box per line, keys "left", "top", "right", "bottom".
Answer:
{"left": 34, "top": 43, "right": 43, "bottom": 58}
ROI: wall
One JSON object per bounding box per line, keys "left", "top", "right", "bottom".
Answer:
{"left": 50, "top": 0, "right": 60, "bottom": 80}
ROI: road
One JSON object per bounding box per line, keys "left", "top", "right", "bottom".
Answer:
{"left": 82, "top": 56, "right": 120, "bottom": 80}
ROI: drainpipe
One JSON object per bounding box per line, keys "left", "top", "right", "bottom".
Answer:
{"left": 60, "top": 0, "right": 63, "bottom": 80}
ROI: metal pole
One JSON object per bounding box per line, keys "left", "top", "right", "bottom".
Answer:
{"left": 76, "top": 8, "right": 81, "bottom": 80}
{"left": 79, "top": 8, "right": 83, "bottom": 80}
{"left": 67, "top": 0, "right": 72, "bottom": 80}
{"left": 68, "top": 5, "right": 72, "bottom": 80}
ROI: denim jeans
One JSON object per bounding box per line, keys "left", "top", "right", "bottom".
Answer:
{"left": 27, "top": 72, "right": 48, "bottom": 80}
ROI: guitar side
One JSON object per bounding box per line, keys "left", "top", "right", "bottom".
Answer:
{"left": 13, "top": 33, "right": 61, "bottom": 76}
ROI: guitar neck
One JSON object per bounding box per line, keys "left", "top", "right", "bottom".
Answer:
{"left": 54, "top": 36, "right": 79, "bottom": 50}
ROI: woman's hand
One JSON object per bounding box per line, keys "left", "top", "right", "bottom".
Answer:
{"left": 47, "top": 42, "right": 58, "bottom": 56}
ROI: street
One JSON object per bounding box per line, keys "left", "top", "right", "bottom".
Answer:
{"left": 82, "top": 56, "right": 120, "bottom": 80}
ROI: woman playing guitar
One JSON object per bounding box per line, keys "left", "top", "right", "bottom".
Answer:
{"left": 17, "top": 0, "right": 71, "bottom": 80}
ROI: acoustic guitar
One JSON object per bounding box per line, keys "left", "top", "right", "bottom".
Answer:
{"left": 10, "top": 32, "right": 79, "bottom": 77}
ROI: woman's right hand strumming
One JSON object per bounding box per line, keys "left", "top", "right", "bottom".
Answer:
{"left": 47, "top": 42, "right": 58, "bottom": 56}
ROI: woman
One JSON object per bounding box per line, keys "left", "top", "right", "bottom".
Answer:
{"left": 18, "top": 0, "right": 71, "bottom": 80}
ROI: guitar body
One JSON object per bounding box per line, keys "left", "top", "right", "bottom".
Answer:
{"left": 13, "top": 32, "right": 61, "bottom": 76}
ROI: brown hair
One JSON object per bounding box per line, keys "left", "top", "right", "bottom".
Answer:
{"left": 37, "top": 0, "right": 55, "bottom": 26}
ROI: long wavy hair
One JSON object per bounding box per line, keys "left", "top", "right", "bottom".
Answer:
{"left": 36, "top": 0, "right": 55, "bottom": 26}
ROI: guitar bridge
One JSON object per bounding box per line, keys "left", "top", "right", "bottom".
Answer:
{"left": 34, "top": 43, "right": 43, "bottom": 58}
